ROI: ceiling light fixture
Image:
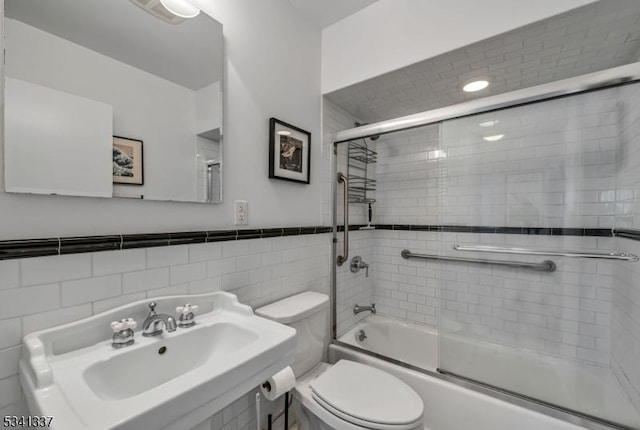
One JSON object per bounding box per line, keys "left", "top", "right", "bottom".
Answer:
{"left": 463, "top": 80, "right": 489, "bottom": 93}
{"left": 483, "top": 134, "right": 504, "bottom": 142}
{"left": 160, "top": 0, "right": 200, "bottom": 18}
{"left": 479, "top": 120, "right": 499, "bottom": 127}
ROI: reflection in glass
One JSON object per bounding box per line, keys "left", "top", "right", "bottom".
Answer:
{"left": 3, "top": 0, "right": 223, "bottom": 203}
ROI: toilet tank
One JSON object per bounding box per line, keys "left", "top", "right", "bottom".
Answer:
{"left": 256, "top": 292, "right": 329, "bottom": 377}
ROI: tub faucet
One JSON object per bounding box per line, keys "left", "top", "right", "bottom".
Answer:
{"left": 353, "top": 303, "right": 376, "bottom": 315}
{"left": 142, "top": 302, "right": 177, "bottom": 337}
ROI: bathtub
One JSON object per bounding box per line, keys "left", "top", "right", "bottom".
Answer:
{"left": 333, "top": 315, "right": 589, "bottom": 430}
{"left": 337, "top": 315, "right": 639, "bottom": 428}
{"left": 340, "top": 315, "right": 438, "bottom": 370}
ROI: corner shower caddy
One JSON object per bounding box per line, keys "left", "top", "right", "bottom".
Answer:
{"left": 347, "top": 140, "right": 377, "bottom": 204}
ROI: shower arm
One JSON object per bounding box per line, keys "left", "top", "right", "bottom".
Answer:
{"left": 337, "top": 173, "right": 349, "bottom": 266}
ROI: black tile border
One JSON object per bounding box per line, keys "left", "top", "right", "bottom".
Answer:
{"left": 373, "top": 224, "right": 614, "bottom": 238}
{"left": 613, "top": 228, "right": 640, "bottom": 241}
{"left": 0, "top": 227, "right": 335, "bottom": 261}
{"left": 0, "top": 224, "right": 632, "bottom": 261}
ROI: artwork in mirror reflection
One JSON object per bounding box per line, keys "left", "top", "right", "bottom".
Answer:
{"left": 3, "top": 0, "right": 223, "bottom": 203}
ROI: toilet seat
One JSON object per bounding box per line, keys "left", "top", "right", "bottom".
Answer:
{"left": 309, "top": 360, "right": 423, "bottom": 430}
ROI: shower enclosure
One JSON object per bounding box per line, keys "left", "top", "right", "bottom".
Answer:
{"left": 331, "top": 64, "right": 640, "bottom": 430}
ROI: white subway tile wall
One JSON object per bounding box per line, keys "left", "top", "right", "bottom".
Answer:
{"left": 0, "top": 234, "right": 330, "bottom": 426}
{"left": 612, "top": 82, "right": 640, "bottom": 412}
{"left": 375, "top": 124, "right": 440, "bottom": 226}
{"left": 362, "top": 85, "right": 622, "bottom": 366}
{"left": 374, "top": 229, "right": 614, "bottom": 364}
{"left": 336, "top": 230, "right": 375, "bottom": 336}
{"left": 440, "top": 89, "right": 619, "bottom": 228}
{"left": 373, "top": 87, "right": 620, "bottom": 228}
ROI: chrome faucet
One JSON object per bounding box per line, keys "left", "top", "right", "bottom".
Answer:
{"left": 353, "top": 303, "right": 376, "bottom": 315}
{"left": 142, "top": 302, "right": 177, "bottom": 337}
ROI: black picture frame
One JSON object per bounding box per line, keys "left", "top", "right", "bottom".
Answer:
{"left": 113, "top": 136, "right": 144, "bottom": 185}
{"left": 269, "top": 118, "right": 311, "bottom": 184}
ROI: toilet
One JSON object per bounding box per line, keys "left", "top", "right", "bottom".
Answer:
{"left": 256, "top": 292, "right": 424, "bottom": 430}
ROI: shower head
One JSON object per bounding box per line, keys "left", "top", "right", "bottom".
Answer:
{"left": 354, "top": 122, "right": 380, "bottom": 141}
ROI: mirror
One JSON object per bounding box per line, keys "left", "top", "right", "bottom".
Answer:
{"left": 3, "top": 0, "right": 223, "bottom": 203}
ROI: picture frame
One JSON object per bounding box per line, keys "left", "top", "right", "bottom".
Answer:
{"left": 269, "top": 118, "right": 311, "bottom": 184}
{"left": 112, "top": 136, "right": 144, "bottom": 185}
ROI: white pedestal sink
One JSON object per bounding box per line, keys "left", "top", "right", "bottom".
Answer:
{"left": 20, "top": 292, "right": 296, "bottom": 430}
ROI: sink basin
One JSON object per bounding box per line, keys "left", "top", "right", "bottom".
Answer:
{"left": 20, "top": 292, "right": 296, "bottom": 430}
{"left": 84, "top": 322, "right": 259, "bottom": 400}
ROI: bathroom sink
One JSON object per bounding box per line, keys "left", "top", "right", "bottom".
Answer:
{"left": 20, "top": 292, "right": 296, "bottom": 430}
{"left": 84, "top": 322, "right": 259, "bottom": 400}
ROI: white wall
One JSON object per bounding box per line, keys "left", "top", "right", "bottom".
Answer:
{"left": 321, "top": 0, "right": 596, "bottom": 93}
{"left": 4, "top": 78, "right": 113, "bottom": 198}
{"left": 195, "top": 81, "right": 222, "bottom": 135}
{"left": 0, "top": 0, "right": 322, "bottom": 239}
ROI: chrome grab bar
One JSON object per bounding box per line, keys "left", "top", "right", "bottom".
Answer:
{"left": 401, "top": 249, "right": 556, "bottom": 272}
{"left": 453, "top": 245, "right": 638, "bottom": 261}
{"left": 337, "top": 173, "right": 349, "bottom": 266}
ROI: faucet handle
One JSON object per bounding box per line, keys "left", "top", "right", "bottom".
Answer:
{"left": 111, "top": 318, "right": 136, "bottom": 349}
{"left": 110, "top": 320, "right": 125, "bottom": 332}
{"left": 148, "top": 302, "right": 157, "bottom": 312}
{"left": 111, "top": 317, "right": 137, "bottom": 332}
{"left": 176, "top": 304, "right": 198, "bottom": 315}
{"left": 176, "top": 303, "right": 198, "bottom": 328}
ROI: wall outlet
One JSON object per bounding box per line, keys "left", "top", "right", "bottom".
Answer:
{"left": 234, "top": 200, "right": 248, "bottom": 225}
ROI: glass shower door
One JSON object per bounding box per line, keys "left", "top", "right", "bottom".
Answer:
{"left": 437, "top": 84, "right": 640, "bottom": 429}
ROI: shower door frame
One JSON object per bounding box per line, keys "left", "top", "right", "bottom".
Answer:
{"left": 330, "top": 62, "right": 640, "bottom": 430}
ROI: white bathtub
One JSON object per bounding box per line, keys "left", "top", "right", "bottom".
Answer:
{"left": 340, "top": 315, "right": 438, "bottom": 370}
{"left": 334, "top": 315, "right": 589, "bottom": 430}
{"left": 338, "top": 315, "right": 639, "bottom": 428}
{"left": 329, "top": 343, "right": 588, "bottom": 430}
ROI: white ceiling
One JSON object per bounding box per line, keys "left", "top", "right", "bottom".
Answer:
{"left": 288, "top": 0, "right": 378, "bottom": 29}
{"left": 326, "top": 0, "right": 640, "bottom": 123}
{"left": 5, "top": 0, "right": 224, "bottom": 90}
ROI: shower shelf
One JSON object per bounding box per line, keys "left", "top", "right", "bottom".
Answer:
{"left": 348, "top": 141, "right": 377, "bottom": 165}
{"left": 347, "top": 141, "right": 377, "bottom": 204}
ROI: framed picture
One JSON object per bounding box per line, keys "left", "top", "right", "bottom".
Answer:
{"left": 269, "top": 118, "right": 311, "bottom": 184}
{"left": 112, "top": 136, "right": 144, "bottom": 185}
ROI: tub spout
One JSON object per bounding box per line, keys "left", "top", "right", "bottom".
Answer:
{"left": 354, "top": 303, "right": 376, "bottom": 315}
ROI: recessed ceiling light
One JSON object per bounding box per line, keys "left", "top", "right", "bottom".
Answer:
{"left": 483, "top": 134, "right": 504, "bottom": 142}
{"left": 160, "top": 0, "right": 200, "bottom": 18}
{"left": 463, "top": 80, "right": 489, "bottom": 93}
{"left": 479, "top": 120, "right": 499, "bottom": 127}
{"left": 276, "top": 130, "right": 292, "bottom": 136}
{"left": 426, "top": 150, "right": 448, "bottom": 160}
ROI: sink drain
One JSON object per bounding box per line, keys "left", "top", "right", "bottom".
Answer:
{"left": 158, "top": 346, "right": 167, "bottom": 355}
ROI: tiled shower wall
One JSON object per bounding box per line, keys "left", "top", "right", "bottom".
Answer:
{"left": 0, "top": 234, "right": 330, "bottom": 429}
{"left": 612, "top": 82, "right": 640, "bottom": 411}
{"left": 375, "top": 229, "right": 614, "bottom": 364}
{"left": 368, "top": 85, "right": 623, "bottom": 366}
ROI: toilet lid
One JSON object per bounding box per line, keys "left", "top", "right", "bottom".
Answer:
{"left": 310, "top": 360, "right": 423, "bottom": 428}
